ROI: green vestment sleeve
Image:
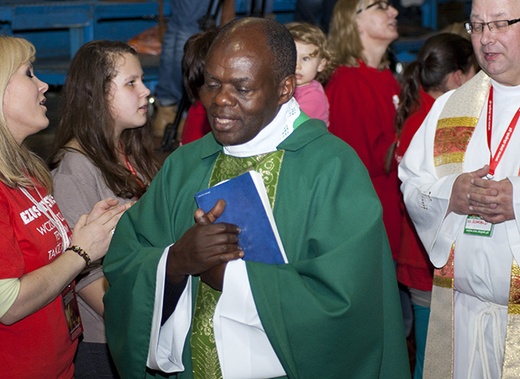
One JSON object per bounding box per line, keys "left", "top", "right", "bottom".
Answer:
{"left": 103, "top": 119, "right": 410, "bottom": 379}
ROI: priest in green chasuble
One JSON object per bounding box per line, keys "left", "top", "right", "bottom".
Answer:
{"left": 103, "top": 16, "right": 410, "bottom": 379}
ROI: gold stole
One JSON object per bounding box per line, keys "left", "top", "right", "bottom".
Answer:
{"left": 190, "top": 150, "right": 285, "bottom": 379}
{"left": 425, "top": 70, "right": 520, "bottom": 378}
{"left": 503, "top": 262, "right": 520, "bottom": 378}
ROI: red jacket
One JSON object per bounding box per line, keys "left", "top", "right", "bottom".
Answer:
{"left": 326, "top": 61, "right": 402, "bottom": 259}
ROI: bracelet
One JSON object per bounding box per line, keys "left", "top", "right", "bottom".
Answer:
{"left": 65, "top": 245, "right": 91, "bottom": 267}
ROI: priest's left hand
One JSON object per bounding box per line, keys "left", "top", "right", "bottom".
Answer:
{"left": 467, "top": 176, "right": 514, "bottom": 223}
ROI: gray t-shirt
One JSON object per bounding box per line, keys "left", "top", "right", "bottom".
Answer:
{"left": 52, "top": 149, "right": 131, "bottom": 343}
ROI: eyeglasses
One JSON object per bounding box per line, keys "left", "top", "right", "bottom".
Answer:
{"left": 464, "top": 18, "right": 520, "bottom": 34}
{"left": 356, "top": 0, "right": 391, "bottom": 14}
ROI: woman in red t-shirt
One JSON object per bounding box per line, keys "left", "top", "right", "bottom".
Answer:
{"left": 0, "top": 36, "right": 129, "bottom": 379}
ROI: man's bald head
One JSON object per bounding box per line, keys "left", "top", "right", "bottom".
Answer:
{"left": 210, "top": 17, "right": 297, "bottom": 84}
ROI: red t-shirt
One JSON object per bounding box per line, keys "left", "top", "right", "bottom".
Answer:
{"left": 0, "top": 183, "right": 76, "bottom": 378}
{"left": 326, "top": 61, "right": 402, "bottom": 258}
{"left": 395, "top": 88, "right": 435, "bottom": 291}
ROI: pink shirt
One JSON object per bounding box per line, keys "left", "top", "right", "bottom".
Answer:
{"left": 294, "top": 80, "right": 329, "bottom": 127}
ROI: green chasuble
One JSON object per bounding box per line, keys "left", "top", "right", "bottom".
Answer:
{"left": 103, "top": 118, "right": 411, "bottom": 379}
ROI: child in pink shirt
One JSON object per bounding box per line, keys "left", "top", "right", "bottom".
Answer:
{"left": 286, "top": 22, "right": 334, "bottom": 127}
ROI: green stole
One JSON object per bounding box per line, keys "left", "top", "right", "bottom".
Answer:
{"left": 425, "top": 70, "right": 520, "bottom": 379}
{"left": 190, "top": 150, "right": 285, "bottom": 379}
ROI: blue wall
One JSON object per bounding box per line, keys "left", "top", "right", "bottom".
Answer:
{"left": 0, "top": 0, "right": 296, "bottom": 86}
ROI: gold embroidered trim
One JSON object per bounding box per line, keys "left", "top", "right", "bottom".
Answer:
{"left": 432, "top": 276, "right": 454, "bottom": 289}
{"left": 434, "top": 152, "right": 466, "bottom": 167}
{"left": 437, "top": 117, "right": 479, "bottom": 129}
{"left": 508, "top": 261, "right": 520, "bottom": 314}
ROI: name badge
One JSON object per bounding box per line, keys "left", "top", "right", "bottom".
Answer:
{"left": 463, "top": 215, "right": 493, "bottom": 237}
{"left": 61, "top": 283, "right": 83, "bottom": 341}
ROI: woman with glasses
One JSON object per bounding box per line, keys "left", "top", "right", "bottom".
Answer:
{"left": 325, "top": 0, "right": 407, "bottom": 329}
{"left": 326, "top": 0, "right": 401, "bottom": 261}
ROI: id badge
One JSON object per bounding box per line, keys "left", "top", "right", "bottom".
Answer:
{"left": 463, "top": 215, "right": 494, "bottom": 237}
{"left": 61, "top": 283, "right": 83, "bottom": 341}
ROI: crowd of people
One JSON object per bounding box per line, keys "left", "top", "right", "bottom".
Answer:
{"left": 2, "top": 0, "right": 520, "bottom": 378}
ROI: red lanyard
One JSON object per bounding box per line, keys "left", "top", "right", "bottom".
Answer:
{"left": 120, "top": 142, "right": 146, "bottom": 191}
{"left": 486, "top": 86, "right": 520, "bottom": 178}
{"left": 124, "top": 155, "right": 145, "bottom": 190}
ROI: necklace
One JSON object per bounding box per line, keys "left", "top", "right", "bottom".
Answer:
{"left": 20, "top": 186, "right": 70, "bottom": 249}
{"left": 118, "top": 141, "right": 145, "bottom": 190}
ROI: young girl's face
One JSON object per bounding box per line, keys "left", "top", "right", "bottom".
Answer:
{"left": 294, "top": 41, "right": 326, "bottom": 87}
{"left": 108, "top": 53, "right": 150, "bottom": 135}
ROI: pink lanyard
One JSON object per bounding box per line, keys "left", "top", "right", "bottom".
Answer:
{"left": 486, "top": 86, "right": 520, "bottom": 179}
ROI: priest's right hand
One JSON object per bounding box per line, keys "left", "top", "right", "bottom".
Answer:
{"left": 166, "top": 199, "right": 243, "bottom": 284}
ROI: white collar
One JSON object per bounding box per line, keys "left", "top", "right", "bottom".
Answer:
{"left": 224, "top": 98, "right": 301, "bottom": 157}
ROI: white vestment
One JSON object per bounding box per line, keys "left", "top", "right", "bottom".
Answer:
{"left": 399, "top": 79, "right": 520, "bottom": 378}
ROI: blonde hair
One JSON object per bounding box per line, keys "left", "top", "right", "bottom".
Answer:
{"left": 441, "top": 22, "right": 470, "bottom": 40}
{"left": 0, "top": 36, "right": 52, "bottom": 190}
{"left": 328, "top": 0, "right": 390, "bottom": 69}
{"left": 286, "top": 22, "right": 335, "bottom": 84}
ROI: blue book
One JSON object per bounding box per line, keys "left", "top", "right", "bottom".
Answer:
{"left": 194, "top": 170, "right": 287, "bottom": 264}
